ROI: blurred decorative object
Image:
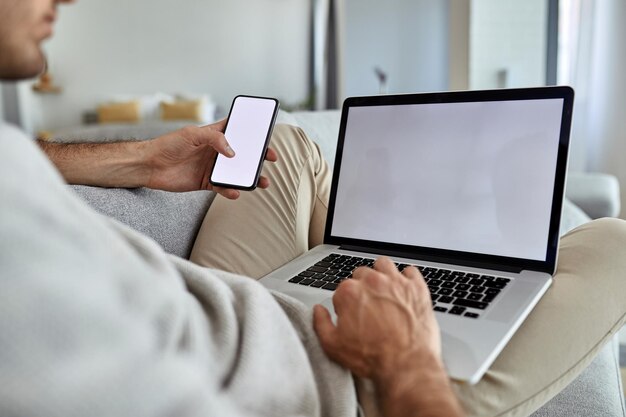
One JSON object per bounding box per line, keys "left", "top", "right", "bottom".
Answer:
{"left": 36, "top": 130, "right": 53, "bottom": 141}
{"left": 97, "top": 100, "right": 141, "bottom": 124}
{"left": 496, "top": 68, "right": 509, "bottom": 88}
{"left": 374, "top": 67, "right": 388, "bottom": 94}
{"left": 32, "top": 61, "right": 61, "bottom": 94}
{"left": 90, "top": 93, "right": 216, "bottom": 125}
{"left": 109, "top": 93, "right": 175, "bottom": 121}
{"left": 82, "top": 111, "right": 99, "bottom": 125}
{"left": 171, "top": 93, "right": 217, "bottom": 122}
{"left": 160, "top": 100, "right": 203, "bottom": 122}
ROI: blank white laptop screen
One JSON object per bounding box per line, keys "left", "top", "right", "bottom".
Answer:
{"left": 331, "top": 99, "right": 564, "bottom": 261}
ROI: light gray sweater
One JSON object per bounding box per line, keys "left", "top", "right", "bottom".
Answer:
{"left": 0, "top": 123, "right": 356, "bottom": 417}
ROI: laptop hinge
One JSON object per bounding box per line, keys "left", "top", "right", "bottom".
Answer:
{"left": 339, "top": 245, "right": 525, "bottom": 274}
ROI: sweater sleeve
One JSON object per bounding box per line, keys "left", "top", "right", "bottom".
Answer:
{"left": 0, "top": 123, "right": 356, "bottom": 417}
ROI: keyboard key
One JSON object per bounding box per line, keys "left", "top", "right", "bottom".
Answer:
{"left": 307, "top": 266, "right": 328, "bottom": 273}
{"left": 430, "top": 294, "right": 440, "bottom": 302}
{"left": 452, "top": 290, "right": 468, "bottom": 298}
{"left": 438, "top": 296, "right": 454, "bottom": 304}
{"left": 456, "top": 283, "right": 471, "bottom": 291}
{"left": 438, "top": 288, "right": 454, "bottom": 296}
{"left": 469, "top": 285, "right": 485, "bottom": 293}
{"left": 310, "top": 280, "right": 325, "bottom": 288}
{"left": 469, "top": 278, "right": 485, "bottom": 286}
{"left": 484, "top": 281, "right": 507, "bottom": 289}
{"left": 316, "top": 261, "right": 332, "bottom": 268}
{"left": 453, "top": 299, "right": 488, "bottom": 310}
{"left": 322, "top": 282, "right": 338, "bottom": 291}
{"left": 289, "top": 276, "right": 304, "bottom": 283}
{"left": 454, "top": 276, "right": 470, "bottom": 284}
{"left": 434, "top": 306, "right": 448, "bottom": 313}
{"left": 449, "top": 306, "right": 466, "bottom": 315}
{"left": 482, "top": 295, "right": 497, "bottom": 303}
{"left": 481, "top": 275, "right": 495, "bottom": 280}
{"left": 322, "top": 275, "right": 336, "bottom": 282}
{"left": 299, "top": 271, "right": 314, "bottom": 277}
{"left": 464, "top": 312, "right": 480, "bottom": 319}
{"left": 485, "top": 288, "right": 501, "bottom": 296}
{"left": 430, "top": 279, "right": 443, "bottom": 287}
{"left": 467, "top": 293, "right": 483, "bottom": 301}
{"left": 441, "top": 281, "right": 456, "bottom": 289}
{"left": 299, "top": 278, "right": 314, "bottom": 286}
{"left": 496, "top": 277, "right": 511, "bottom": 283}
{"left": 313, "top": 273, "right": 326, "bottom": 280}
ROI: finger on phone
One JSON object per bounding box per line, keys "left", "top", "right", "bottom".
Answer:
{"left": 209, "top": 185, "right": 240, "bottom": 200}
{"left": 265, "top": 147, "right": 278, "bottom": 162}
{"left": 205, "top": 118, "right": 227, "bottom": 131}
{"left": 257, "top": 176, "right": 271, "bottom": 189}
{"left": 198, "top": 127, "right": 235, "bottom": 158}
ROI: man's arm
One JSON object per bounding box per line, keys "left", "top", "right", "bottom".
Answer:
{"left": 38, "top": 140, "right": 151, "bottom": 188}
{"left": 313, "top": 257, "right": 465, "bottom": 417}
{"left": 38, "top": 120, "right": 277, "bottom": 200}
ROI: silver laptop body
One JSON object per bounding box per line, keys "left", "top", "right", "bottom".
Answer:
{"left": 261, "top": 87, "right": 574, "bottom": 384}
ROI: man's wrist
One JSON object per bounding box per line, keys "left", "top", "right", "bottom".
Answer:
{"left": 372, "top": 350, "right": 464, "bottom": 417}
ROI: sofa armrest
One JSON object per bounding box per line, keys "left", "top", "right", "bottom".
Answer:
{"left": 530, "top": 337, "right": 625, "bottom": 416}
{"left": 565, "top": 172, "right": 621, "bottom": 219}
{"left": 70, "top": 185, "right": 215, "bottom": 258}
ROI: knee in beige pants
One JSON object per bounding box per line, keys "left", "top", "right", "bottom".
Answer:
{"left": 190, "top": 124, "right": 331, "bottom": 279}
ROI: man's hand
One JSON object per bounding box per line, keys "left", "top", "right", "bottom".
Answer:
{"left": 313, "top": 257, "right": 464, "bottom": 417}
{"left": 144, "top": 119, "right": 278, "bottom": 199}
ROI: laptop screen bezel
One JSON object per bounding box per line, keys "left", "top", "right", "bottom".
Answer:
{"left": 323, "top": 86, "right": 574, "bottom": 275}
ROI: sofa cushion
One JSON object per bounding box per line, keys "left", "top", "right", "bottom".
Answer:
{"left": 566, "top": 172, "right": 621, "bottom": 219}
{"left": 530, "top": 338, "right": 625, "bottom": 416}
{"left": 70, "top": 185, "right": 215, "bottom": 259}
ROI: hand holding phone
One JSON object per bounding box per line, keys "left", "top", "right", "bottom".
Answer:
{"left": 210, "top": 95, "right": 280, "bottom": 190}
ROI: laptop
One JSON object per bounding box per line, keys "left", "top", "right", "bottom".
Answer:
{"left": 261, "top": 86, "right": 574, "bottom": 384}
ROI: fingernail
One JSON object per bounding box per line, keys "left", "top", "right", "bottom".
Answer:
{"left": 225, "top": 145, "right": 235, "bottom": 157}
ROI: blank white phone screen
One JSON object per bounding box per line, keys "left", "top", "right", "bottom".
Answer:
{"left": 211, "top": 96, "right": 277, "bottom": 188}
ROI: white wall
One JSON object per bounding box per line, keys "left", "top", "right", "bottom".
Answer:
{"left": 343, "top": 0, "right": 449, "bottom": 97}
{"left": 586, "top": 0, "right": 626, "bottom": 218}
{"left": 31, "top": 0, "right": 310, "bottom": 131}
{"left": 470, "top": 0, "right": 548, "bottom": 89}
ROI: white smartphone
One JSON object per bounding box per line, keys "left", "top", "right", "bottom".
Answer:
{"left": 210, "top": 95, "right": 280, "bottom": 190}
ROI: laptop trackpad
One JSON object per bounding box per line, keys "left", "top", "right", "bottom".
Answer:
{"left": 320, "top": 297, "right": 338, "bottom": 324}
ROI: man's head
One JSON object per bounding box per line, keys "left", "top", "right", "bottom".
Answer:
{"left": 0, "top": 0, "right": 73, "bottom": 80}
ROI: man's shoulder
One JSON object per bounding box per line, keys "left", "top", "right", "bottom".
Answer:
{"left": 0, "top": 122, "right": 65, "bottom": 186}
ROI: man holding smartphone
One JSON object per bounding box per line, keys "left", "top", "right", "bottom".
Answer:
{"left": 0, "top": 1, "right": 463, "bottom": 416}
{"left": 2, "top": 1, "right": 626, "bottom": 417}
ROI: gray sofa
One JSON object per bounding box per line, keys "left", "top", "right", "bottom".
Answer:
{"left": 59, "top": 113, "right": 624, "bottom": 416}
{"left": 70, "top": 179, "right": 624, "bottom": 417}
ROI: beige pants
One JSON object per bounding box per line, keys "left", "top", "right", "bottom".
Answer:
{"left": 190, "top": 124, "right": 626, "bottom": 417}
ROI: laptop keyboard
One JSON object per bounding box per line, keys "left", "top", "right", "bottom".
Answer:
{"left": 288, "top": 253, "right": 512, "bottom": 319}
